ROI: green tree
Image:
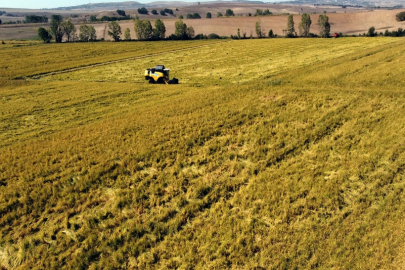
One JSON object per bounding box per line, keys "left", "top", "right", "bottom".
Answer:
{"left": 134, "top": 19, "right": 142, "bottom": 39}
{"left": 61, "top": 19, "right": 76, "bottom": 42}
{"left": 225, "top": 9, "right": 234, "bottom": 16}
{"left": 397, "top": 11, "right": 405, "bottom": 21}
{"left": 26, "top": 15, "right": 48, "bottom": 23}
{"left": 100, "top": 16, "right": 110, "bottom": 22}
{"left": 187, "top": 13, "right": 201, "bottom": 19}
{"left": 255, "top": 18, "right": 263, "bottom": 38}
{"left": 175, "top": 19, "right": 187, "bottom": 39}
{"left": 207, "top": 33, "right": 220, "bottom": 39}
{"left": 0, "top": 19, "right": 2, "bottom": 25}
{"left": 164, "top": 9, "right": 174, "bottom": 15}
{"left": 142, "top": 20, "right": 153, "bottom": 40}
{"left": 90, "top": 15, "right": 97, "bottom": 22}
{"left": 138, "top": 7, "right": 148, "bottom": 15}
{"left": 151, "top": 10, "right": 158, "bottom": 15}
{"left": 268, "top": 29, "right": 274, "bottom": 37}
{"left": 178, "top": 14, "right": 183, "bottom": 19}
{"left": 256, "top": 9, "right": 263, "bottom": 16}
{"left": 89, "top": 26, "right": 97, "bottom": 41}
{"left": 108, "top": 21, "right": 122, "bottom": 41}
{"left": 298, "top": 13, "right": 311, "bottom": 37}
{"left": 217, "top": 12, "right": 223, "bottom": 17}
{"left": 318, "top": 14, "right": 330, "bottom": 38}
{"left": 79, "top": 24, "right": 96, "bottom": 41}
{"left": 50, "top": 15, "right": 64, "bottom": 43}
{"left": 286, "top": 14, "right": 295, "bottom": 37}
{"left": 367, "top": 26, "right": 376, "bottom": 37}
{"left": 38, "top": 27, "right": 52, "bottom": 43}
{"left": 124, "top": 28, "right": 131, "bottom": 40}
{"left": 206, "top": 12, "right": 211, "bottom": 18}
{"left": 186, "top": 26, "right": 195, "bottom": 39}
{"left": 263, "top": 9, "right": 272, "bottom": 15}
{"left": 154, "top": 19, "right": 166, "bottom": 39}
{"left": 116, "top": 10, "right": 126, "bottom": 16}
{"left": 134, "top": 19, "right": 153, "bottom": 40}
{"left": 71, "top": 27, "right": 78, "bottom": 41}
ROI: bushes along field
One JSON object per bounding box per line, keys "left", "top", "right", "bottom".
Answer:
{"left": 1, "top": 38, "right": 405, "bottom": 269}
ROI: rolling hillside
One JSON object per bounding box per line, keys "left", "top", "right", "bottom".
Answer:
{"left": 1, "top": 5, "right": 404, "bottom": 40}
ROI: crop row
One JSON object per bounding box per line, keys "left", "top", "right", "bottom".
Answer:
{"left": 45, "top": 38, "right": 398, "bottom": 86}
{"left": 0, "top": 40, "right": 222, "bottom": 79}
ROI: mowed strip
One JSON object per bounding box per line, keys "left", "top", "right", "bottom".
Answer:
{"left": 43, "top": 37, "right": 399, "bottom": 86}
{"left": 0, "top": 40, "right": 223, "bottom": 79}
{"left": 279, "top": 38, "right": 405, "bottom": 90}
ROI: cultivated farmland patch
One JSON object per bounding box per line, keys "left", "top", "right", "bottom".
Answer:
{"left": 43, "top": 38, "right": 399, "bottom": 86}
{"left": 1, "top": 38, "right": 405, "bottom": 269}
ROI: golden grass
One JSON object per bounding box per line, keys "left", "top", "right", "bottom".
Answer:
{"left": 1, "top": 38, "right": 405, "bottom": 269}
{"left": 44, "top": 38, "right": 398, "bottom": 86}
{"left": 0, "top": 40, "right": 222, "bottom": 79}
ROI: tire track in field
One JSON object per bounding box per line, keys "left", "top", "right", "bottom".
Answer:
{"left": 22, "top": 40, "right": 231, "bottom": 80}
{"left": 123, "top": 96, "right": 357, "bottom": 260}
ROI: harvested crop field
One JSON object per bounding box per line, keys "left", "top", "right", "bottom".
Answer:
{"left": 1, "top": 37, "right": 405, "bottom": 269}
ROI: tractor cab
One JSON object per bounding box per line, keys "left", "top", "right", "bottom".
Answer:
{"left": 145, "top": 65, "right": 177, "bottom": 84}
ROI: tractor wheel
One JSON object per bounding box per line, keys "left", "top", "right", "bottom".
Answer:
{"left": 149, "top": 79, "right": 155, "bottom": 84}
{"left": 157, "top": 78, "right": 164, "bottom": 84}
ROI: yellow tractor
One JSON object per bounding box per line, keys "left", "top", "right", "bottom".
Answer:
{"left": 144, "top": 65, "right": 178, "bottom": 84}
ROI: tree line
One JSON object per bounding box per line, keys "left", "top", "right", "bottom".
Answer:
{"left": 38, "top": 15, "right": 197, "bottom": 43}
{"left": 37, "top": 14, "right": 330, "bottom": 43}
{"left": 0, "top": 14, "right": 48, "bottom": 24}
{"left": 136, "top": 7, "right": 301, "bottom": 19}
{"left": 89, "top": 10, "right": 132, "bottom": 22}
{"left": 25, "top": 15, "right": 49, "bottom": 23}
{"left": 366, "top": 26, "right": 405, "bottom": 37}
{"left": 286, "top": 14, "right": 330, "bottom": 38}
{"left": 134, "top": 18, "right": 194, "bottom": 40}
{"left": 254, "top": 14, "right": 330, "bottom": 38}
{"left": 151, "top": 8, "right": 174, "bottom": 16}
{"left": 38, "top": 15, "right": 97, "bottom": 43}
{"left": 37, "top": 12, "right": 404, "bottom": 44}
{"left": 138, "top": 8, "right": 174, "bottom": 16}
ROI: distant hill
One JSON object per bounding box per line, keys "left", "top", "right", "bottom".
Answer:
{"left": 55, "top": 1, "right": 144, "bottom": 10}
{"left": 54, "top": 0, "right": 268, "bottom": 10}
{"left": 53, "top": 0, "right": 404, "bottom": 10}
{"left": 54, "top": 1, "right": 204, "bottom": 10}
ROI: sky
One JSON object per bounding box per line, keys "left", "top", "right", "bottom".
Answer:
{"left": 0, "top": 0, "right": 151, "bottom": 9}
